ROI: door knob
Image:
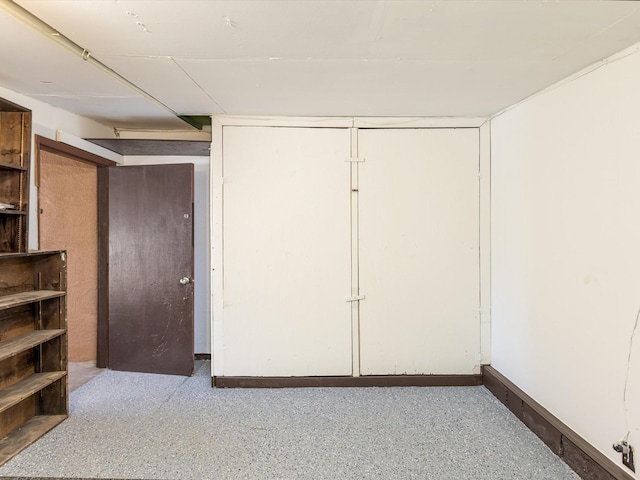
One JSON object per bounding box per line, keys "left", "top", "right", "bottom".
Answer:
{"left": 179, "top": 277, "right": 192, "bottom": 285}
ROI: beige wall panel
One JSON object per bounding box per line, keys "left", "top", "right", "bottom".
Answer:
{"left": 358, "top": 128, "right": 480, "bottom": 375}
{"left": 222, "top": 126, "right": 352, "bottom": 377}
{"left": 39, "top": 151, "right": 97, "bottom": 362}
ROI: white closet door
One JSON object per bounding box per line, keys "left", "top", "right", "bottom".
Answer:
{"left": 222, "top": 126, "right": 352, "bottom": 376}
{"left": 358, "top": 129, "right": 480, "bottom": 375}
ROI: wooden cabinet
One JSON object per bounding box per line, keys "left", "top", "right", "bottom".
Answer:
{"left": 0, "top": 98, "right": 31, "bottom": 254}
{"left": 0, "top": 251, "right": 67, "bottom": 465}
{"left": 0, "top": 98, "right": 68, "bottom": 464}
{"left": 215, "top": 125, "right": 481, "bottom": 379}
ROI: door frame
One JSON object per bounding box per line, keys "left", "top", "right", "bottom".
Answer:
{"left": 210, "top": 116, "right": 492, "bottom": 382}
{"left": 35, "top": 135, "right": 115, "bottom": 368}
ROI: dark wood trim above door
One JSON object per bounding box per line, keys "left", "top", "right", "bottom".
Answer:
{"left": 86, "top": 139, "right": 210, "bottom": 156}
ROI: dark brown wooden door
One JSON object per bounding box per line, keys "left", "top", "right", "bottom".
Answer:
{"left": 108, "top": 164, "right": 194, "bottom": 376}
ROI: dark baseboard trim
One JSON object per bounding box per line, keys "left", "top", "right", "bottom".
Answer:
{"left": 195, "top": 353, "right": 211, "bottom": 360}
{"left": 213, "top": 374, "right": 482, "bottom": 388}
{"left": 483, "top": 365, "right": 634, "bottom": 480}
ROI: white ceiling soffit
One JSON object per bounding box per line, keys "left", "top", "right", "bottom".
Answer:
{"left": 0, "top": 7, "right": 189, "bottom": 129}
{"left": 4, "top": 0, "right": 640, "bottom": 129}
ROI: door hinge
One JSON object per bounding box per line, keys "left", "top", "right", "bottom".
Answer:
{"left": 345, "top": 294, "right": 366, "bottom": 302}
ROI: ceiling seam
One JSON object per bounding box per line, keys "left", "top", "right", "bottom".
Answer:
{"left": 171, "top": 57, "right": 227, "bottom": 115}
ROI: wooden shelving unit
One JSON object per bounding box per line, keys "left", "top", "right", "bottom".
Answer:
{"left": 0, "top": 251, "right": 68, "bottom": 465}
{"left": 0, "top": 97, "right": 67, "bottom": 466}
{"left": 0, "top": 99, "right": 31, "bottom": 254}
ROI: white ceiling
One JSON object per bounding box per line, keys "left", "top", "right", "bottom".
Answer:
{"left": 1, "top": 0, "right": 640, "bottom": 131}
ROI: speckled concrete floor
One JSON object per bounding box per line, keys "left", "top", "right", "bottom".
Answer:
{"left": 0, "top": 361, "right": 580, "bottom": 480}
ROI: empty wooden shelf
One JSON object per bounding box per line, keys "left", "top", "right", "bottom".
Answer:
{"left": 0, "top": 415, "right": 67, "bottom": 465}
{"left": 0, "top": 290, "right": 66, "bottom": 311}
{"left": 0, "top": 251, "right": 67, "bottom": 466}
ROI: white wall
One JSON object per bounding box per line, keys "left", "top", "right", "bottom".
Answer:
{"left": 123, "top": 155, "right": 211, "bottom": 354}
{"left": 491, "top": 46, "right": 640, "bottom": 475}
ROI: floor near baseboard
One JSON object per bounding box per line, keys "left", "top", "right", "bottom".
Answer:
{"left": 0, "top": 361, "right": 581, "bottom": 480}
{"left": 68, "top": 361, "right": 103, "bottom": 392}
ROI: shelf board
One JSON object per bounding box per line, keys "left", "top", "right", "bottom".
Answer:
{"left": 0, "top": 290, "right": 66, "bottom": 311}
{"left": 0, "top": 372, "right": 66, "bottom": 414}
{"left": 0, "top": 250, "right": 65, "bottom": 259}
{"left": 0, "top": 330, "right": 65, "bottom": 362}
{"left": 0, "top": 414, "right": 67, "bottom": 466}
{"left": 0, "top": 209, "right": 26, "bottom": 216}
{"left": 0, "top": 161, "right": 27, "bottom": 171}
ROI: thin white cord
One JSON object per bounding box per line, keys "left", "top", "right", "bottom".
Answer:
{"left": 623, "top": 305, "right": 640, "bottom": 442}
